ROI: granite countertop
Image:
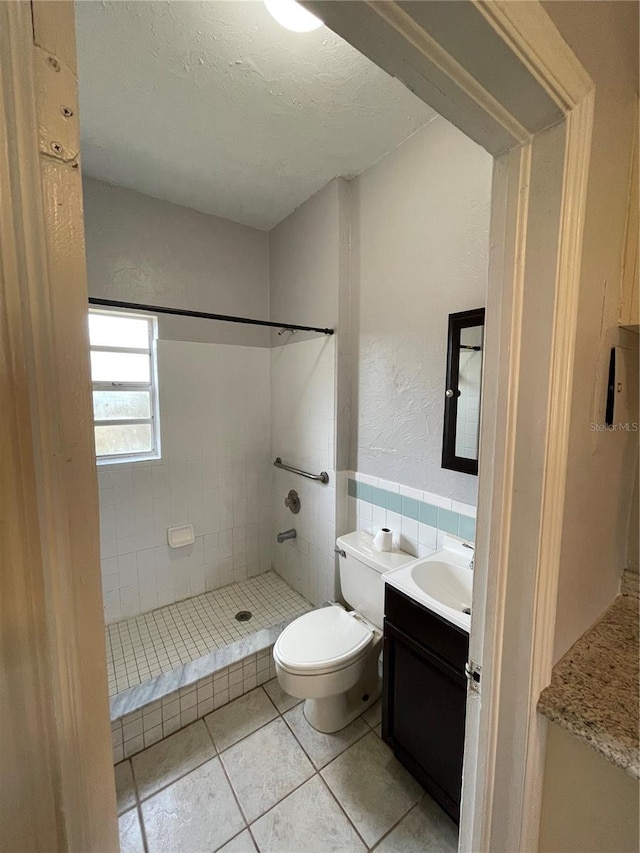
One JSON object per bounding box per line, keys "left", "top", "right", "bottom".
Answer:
{"left": 538, "top": 571, "right": 639, "bottom": 778}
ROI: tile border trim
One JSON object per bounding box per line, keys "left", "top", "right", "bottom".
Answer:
{"left": 348, "top": 477, "right": 476, "bottom": 543}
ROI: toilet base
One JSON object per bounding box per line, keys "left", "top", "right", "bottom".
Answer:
{"left": 302, "top": 649, "right": 381, "bottom": 734}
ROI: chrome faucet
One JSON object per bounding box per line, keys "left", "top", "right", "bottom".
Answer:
{"left": 463, "top": 541, "right": 475, "bottom": 570}
{"left": 277, "top": 529, "right": 297, "bottom": 543}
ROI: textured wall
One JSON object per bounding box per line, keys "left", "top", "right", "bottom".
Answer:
{"left": 82, "top": 177, "right": 270, "bottom": 346}
{"left": 350, "top": 117, "right": 492, "bottom": 504}
{"left": 269, "top": 180, "right": 341, "bottom": 343}
{"left": 539, "top": 0, "right": 640, "bottom": 660}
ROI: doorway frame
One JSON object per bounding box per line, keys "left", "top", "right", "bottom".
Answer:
{"left": 1, "top": 1, "right": 593, "bottom": 851}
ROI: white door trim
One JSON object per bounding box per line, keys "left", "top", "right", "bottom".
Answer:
{"left": 365, "top": 0, "right": 532, "bottom": 146}
{"left": 520, "top": 91, "right": 594, "bottom": 849}
{"left": 474, "top": 1, "right": 592, "bottom": 111}
{"left": 462, "top": 138, "right": 533, "bottom": 853}
{"left": 469, "top": 101, "right": 594, "bottom": 852}
{"left": 0, "top": 2, "right": 118, "bottom": 849}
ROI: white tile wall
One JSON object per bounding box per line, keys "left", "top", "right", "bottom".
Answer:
{"left": 270, "top": 337, "right": 338, "bottom": 606}
{"left": 110, "top": 648, "right": 276, "bottom": 763}
{"left": 99, "top": 340, "right": 272, "bottom": 623}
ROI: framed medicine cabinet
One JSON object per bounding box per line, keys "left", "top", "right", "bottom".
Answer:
{"left": 442, "top": 308, "right": 485, "bottom": 476}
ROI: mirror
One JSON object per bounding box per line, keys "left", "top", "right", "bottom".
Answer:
{"left": 442, "top": 308, "right": 485, "bottom": 475}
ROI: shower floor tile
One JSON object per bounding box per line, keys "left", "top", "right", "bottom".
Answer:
{"left": 105, "top": 571, "right": 311, "bottom": 696}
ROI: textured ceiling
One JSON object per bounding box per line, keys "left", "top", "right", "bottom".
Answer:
{"left": 75, "top": 1, "right": 436, "bottom": 230}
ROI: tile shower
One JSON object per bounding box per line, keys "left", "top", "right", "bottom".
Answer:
{"left": 99, "top": 329, "right": 338, "bottom": 762}
{"left": 98, "top": 340, "right": 272, "bottom": 623}
{"left": 106, "top": 572, "right": 310, "bottom": 696}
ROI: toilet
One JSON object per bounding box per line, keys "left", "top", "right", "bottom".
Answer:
{"left": 273, "top": 531, "right": 416, "bottom": 733}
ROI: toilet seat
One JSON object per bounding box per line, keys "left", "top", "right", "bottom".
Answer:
{"left": 274, "top": 606, "right": 373, "bottom": 676}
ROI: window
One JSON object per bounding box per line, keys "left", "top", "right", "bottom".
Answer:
{"left": 89, "top": 309, "right": 160, "bottom": 463}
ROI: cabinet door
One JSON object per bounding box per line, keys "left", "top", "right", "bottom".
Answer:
{"left": 384, "top": 621, "right": 467, "bottom": 822}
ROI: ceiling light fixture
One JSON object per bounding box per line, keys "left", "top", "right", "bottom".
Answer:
{"left": 264, "top": 0, "right": 323, "bottom": 33}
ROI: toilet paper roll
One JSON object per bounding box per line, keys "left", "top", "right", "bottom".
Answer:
{"left": 373, "top": 527, "right": 393, "bottom": 552}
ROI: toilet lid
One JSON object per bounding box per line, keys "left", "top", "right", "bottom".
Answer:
{"left": 275, "top": 607, "right": 372, "bottom": 673}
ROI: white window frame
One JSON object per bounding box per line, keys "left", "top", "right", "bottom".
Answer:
{"left": 89, "top": 308, "right": 161, "bottom": 464}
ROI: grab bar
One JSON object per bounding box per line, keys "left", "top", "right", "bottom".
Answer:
{"left": 274, "top": 457, "right": 329, "bottom": 484}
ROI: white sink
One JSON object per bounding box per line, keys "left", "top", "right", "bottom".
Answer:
{"left": 383, "top": 536, "right": 473, "bottom": 632}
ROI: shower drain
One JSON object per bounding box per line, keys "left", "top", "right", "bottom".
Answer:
{"left": 235, "top": 610, "right": 252, "bottom": 622}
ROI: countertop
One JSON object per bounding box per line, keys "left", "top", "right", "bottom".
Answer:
{"left": 538, "top": 571, "right": 639, "bottom": 778}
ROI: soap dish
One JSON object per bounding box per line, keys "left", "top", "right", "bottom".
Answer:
{"left": 167, "top": 524, "right": 195, "bottom": 549}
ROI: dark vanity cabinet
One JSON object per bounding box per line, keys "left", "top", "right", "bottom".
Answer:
{"left": 382, "top": 585, "right": 469, "bottom": 823}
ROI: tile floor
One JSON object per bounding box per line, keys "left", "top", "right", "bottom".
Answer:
{"left": 106, "top": 572, "right": 312, "bottom": 696}
{"left": 116, "top": 679, "right": 458, "bottom": 852}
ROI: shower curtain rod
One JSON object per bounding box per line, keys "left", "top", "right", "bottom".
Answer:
{"left": 88, "top": 297, "right": 334, "bottom": 336}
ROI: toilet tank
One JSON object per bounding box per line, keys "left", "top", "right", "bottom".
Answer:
{"left": 336, "top": 531, "right": 416, "bottom": 628}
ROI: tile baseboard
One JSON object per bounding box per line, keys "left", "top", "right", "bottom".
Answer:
{"left": 111, "top": 645, "right": 278, "bottom": 763}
